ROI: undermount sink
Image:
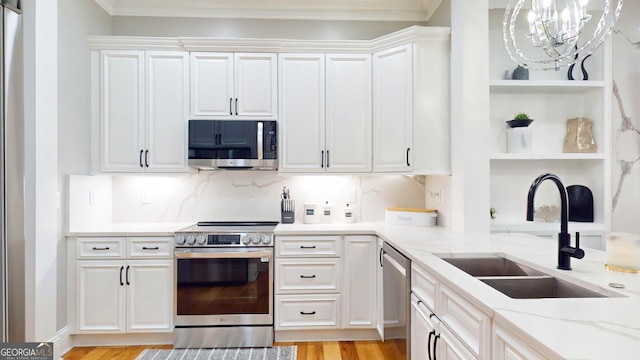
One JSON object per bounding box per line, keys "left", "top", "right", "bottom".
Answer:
{"left": 440, "top": 256, "right": 545, "bottom": 277}
{"left": 480, "top": 277, "right": 619, "bottom": 299}
{"left": 436, "top": 254, "right": 623, "bottom": 299}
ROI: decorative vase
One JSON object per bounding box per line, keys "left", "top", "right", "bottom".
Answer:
{"left": 506, "top": 119, "right": 533, "bottom": 154}
{"left": 511, "top": 65, "right": 529, "bottom": 80}
{"left": 563, "top": 117, "right": 596, "bottom": 153}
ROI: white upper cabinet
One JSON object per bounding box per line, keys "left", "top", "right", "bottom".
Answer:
{"left": 278, "top": 54, "right": 326, "bottom": 173}
{"left": 279, "top": 53, "right": 372, "bottom": 174}
{"left": 98, "top": 50, "right": 188, "bottom": 173}
{"left": 190, "top": 52, "right": 277, "bottom": 120}
{"left": 325, "top": 54, "right": 372, "bottom": 173}
{"left": 373, "top": 44, "right": 413, "bottom": 172}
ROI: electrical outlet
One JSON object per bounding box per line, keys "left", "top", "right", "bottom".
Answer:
{"left": 142, "top": 192, "right": 151, "bottom": 205}
{"left": 440, "top": 189, "right": 446, "bottom": 205}
{"left": 347, "top": 189, "right": 357, "bottom": 203}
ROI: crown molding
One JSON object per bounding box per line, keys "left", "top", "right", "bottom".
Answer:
{"left": 87, "top": 25, "right": 451, "bottom": 53}
{"left": 95, "top": 0, "right": 444, "bottom": 22}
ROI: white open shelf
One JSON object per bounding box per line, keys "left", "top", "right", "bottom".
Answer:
{"left": 490, "top": 153, "right": 606, "bottom": 160}
{"left": 490, "top": 80, "right": 606, "bottom": 94}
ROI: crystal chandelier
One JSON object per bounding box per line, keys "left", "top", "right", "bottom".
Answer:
{"left": 503, "top": 0, "right": 623, "bottom": 71}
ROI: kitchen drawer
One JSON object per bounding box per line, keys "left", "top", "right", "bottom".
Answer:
{"left": 438, "top": 284, "right": 491, "bottom": 359}
{"left": 276, "top": 258, "right": 341, "bottom": 294}
{"left": 127, "top": 237, "right": 173, "bottom": 258}
{"left": 275, "top": 294, "right": 340, "bottom": 329}
{"left": 411, "top": 263, "right": 438, "bottom": 311}
{"left": 276, "top": 236, "right": 341, "bottom": 258}
{"left": 78, "top": 237, "right": 125, "bottom": 259}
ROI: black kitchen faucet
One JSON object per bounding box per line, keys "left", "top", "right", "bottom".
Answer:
{"left": 526, "top": 173, "right": 585, "bottom": 270}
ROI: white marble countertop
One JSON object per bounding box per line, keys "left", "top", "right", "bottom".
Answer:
{"left": 67, "top": 221, "right": 640, "bottom": 358}
{"left": 276, "top": 222, "right": 640, "bottom": 360}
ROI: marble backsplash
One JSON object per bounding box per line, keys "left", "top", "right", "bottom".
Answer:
{"left": 68, "top": 172, "right": 427, "bottom": 229}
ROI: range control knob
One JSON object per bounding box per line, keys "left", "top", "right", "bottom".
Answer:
{"left": 241, "top": 235, "right": 252, "bottom": 245}
{"left": 251, "top": 233, "right": 262, "bottom": 245}
{"left": 175, "top": 234, "right": 186, "bottom": 245}
{"left": 186, "top": 235, "right": 196, "bottom": 245}
{"left": 196, "top": 234, "right": 207, "bottom": 245}
{"left": 261, "top": 234, "right": 272, "bottom": 245}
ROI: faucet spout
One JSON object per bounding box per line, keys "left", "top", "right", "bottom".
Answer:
{"left": 526, "top": 173, "right": 583, "bottom": 270}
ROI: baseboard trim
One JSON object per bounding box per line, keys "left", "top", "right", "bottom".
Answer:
{"left": 71, "top": 333, "right": 173, "bottom": 347}
{"left": 275, "top": 329, "right": 380, "bottom": 342}
{"left": 49, "top": 326, "right": 72, "bottom": 360}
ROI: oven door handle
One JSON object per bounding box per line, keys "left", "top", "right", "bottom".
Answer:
{"left": 174, "top": 250, "right": 273, "bottom": 259}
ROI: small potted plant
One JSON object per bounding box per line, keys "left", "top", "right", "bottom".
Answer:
{"left": 507, "top": 112, "right": 534, "bottom": 128}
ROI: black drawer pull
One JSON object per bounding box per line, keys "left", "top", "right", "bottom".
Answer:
{"left": 300, "top": 311, "right": 316, "bottom": 315}
{"left": 142, "top": 246, "right": 160, "bottom": 250}
{"left": 92, "top": 247, "right": 110, "bottom": 251}
{"left": 300, "top": 245, "right": 316, "bottom": 249}
{"left": 300, "top": 275, "right": 316, "bottom": 279}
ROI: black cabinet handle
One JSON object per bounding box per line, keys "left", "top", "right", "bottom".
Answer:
{"left": 427, "top": 330, "right": 435, "bottom": 360}
{"left": 217, "top": 134, "right": 221, "bottom": 145}
{"left": 229, "top": 98, "right": 233, "bottom": 115}
{"left": 406, "top": 147, "right": 411, "bottom": 167}
{"left": 142, "top": 246, "right": 159, "bottom": 250}
{"left": 326, "top": 150, "right": 330, "bottom": 168}
{"left": 139, "top": 150, "right": 144, "bottom": 167}
{"left": 92, "top": 247, "right": 109, "bottom": 251}
{"left": 300, "top": 311, "right": 316, "bottom": 315}
{"left": 300, "top": 275, "right": 316, "bottom": 279}
{"left": 144, "top": 150, "right": 149, "bottom": 167}
{"left": 119, "top": 266, "right": 124, "bottom": 286}
{"left": 321, "top": 150, "right": 324, "bottom": 168}
{"left": 126, "top": 265, "right": 130, "bottom": 285}
{"left": 433, "top": 334, "right": 440, "bottom": 360}
{"left": 300, "top": 245, "right": 316, "bottom": 249}
{"left": 235, "top": 98, "right": 238, "bottom": 115}
{"left": 379, "top": 248, "right": 385, "bottom": 267}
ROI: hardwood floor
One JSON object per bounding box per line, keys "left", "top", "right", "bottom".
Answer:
{"left": 61, "top": 340, "right": 406, "bottom": 360}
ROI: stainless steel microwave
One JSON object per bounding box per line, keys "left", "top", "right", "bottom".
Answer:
{"left": 188, "top": 120, "right": 277, "bottom": 170}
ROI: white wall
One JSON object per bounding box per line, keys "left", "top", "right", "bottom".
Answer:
{"left": 57, "top": 0, "right": 111, "bottom": 333}
{"left": 449, "top": 0, "right": 491, "bottom": 233}
{"left": 22, "top": 0, "right": 58, "bottom": 343}
{"left": 111, "top": 17, "right": 426, "bottom": 39}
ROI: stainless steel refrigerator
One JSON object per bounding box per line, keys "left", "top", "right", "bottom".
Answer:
{"left": 0, "top": 0, "right": 24, "bottom": 342}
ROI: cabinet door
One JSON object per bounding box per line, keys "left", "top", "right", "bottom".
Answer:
{"left": 376, "top": 238, "right": 384, "bottom": 339}
{"left": 100, "top": 50, "right": 145, "bottom": 172}
{"left": 189, "top": 53, "right": 234, "bottom": 119}
{"left": 493, "top": 324, "right": 545, "bottom": 360}
{"left": 437, "top": 325, "right": 478, "bottom": 360}
{"left": 278, "top": 54, "right": 326, "bottom": 172}
{"left": 77, "top": 260, "right": 126, "bottom": 333}
{"left": 411, "top": 294, "right": 437, "bottom": 360}
{"left": 146, "top": 52, "right": 189, "bottom": 172}
{"left": 126, "top": 260, "right": 173, "bottom": 332}
{"left": 234, "top": 53, "right": 277, "bottom": 119}
{"left": 342, "top": 235, "right": 376, "bottom": 328}
{"left": 373, "top": 44, "right": 413, "bottom": 172}
{"left": 325, "top": 54, "right": 372, "bottom": 173}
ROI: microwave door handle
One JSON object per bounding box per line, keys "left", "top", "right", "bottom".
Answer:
{"left": 257, "top": 122, "right": 264, "bottom": 160}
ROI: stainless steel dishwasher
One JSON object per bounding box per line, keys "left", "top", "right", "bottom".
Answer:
{"left": 381, "top": 241, "right": 411, "bottom": 360}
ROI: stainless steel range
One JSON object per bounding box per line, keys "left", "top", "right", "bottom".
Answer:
{"left": 173, "top": 221, "right": 277, "bottom": 348}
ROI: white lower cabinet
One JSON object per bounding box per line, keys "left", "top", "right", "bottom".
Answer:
{"left": 275, "top": 234, "right": 377, "bottom": 338}
{"left": 493, "top": 324, "right": 546, "bottom": 360}
{"left": 71, "top": 237, "right": 173, "bottom": 334}
{"left": 411, "top": 263, "right": 489, "bottom": 360}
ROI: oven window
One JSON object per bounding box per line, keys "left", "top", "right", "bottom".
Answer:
{"left": 176, "top": 258, "right": 270, "bottom": 316}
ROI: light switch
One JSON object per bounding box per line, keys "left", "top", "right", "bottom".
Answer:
{"left": 347, "top": 189, "right": 357, "bottom": 203}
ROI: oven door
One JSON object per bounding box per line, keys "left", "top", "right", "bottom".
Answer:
{"left": 174, "top": 247, "right": 273, "bottom": 327}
